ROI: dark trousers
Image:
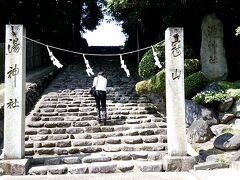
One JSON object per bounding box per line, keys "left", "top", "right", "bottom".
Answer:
{"left": 95, "top": 90, "right": 106, "bottom": 113}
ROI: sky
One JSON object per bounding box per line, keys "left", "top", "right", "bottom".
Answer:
{"left": 82, "top": 17, "right": 127, "bottom": 46}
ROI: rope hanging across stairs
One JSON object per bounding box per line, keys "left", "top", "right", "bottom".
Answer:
{"left": 23, "top": 36, "right": 163, "bottom": 77}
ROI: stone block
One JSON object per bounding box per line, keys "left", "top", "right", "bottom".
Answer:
{"left": 138, "top": 161, "right": 163, "bottom": 172}
{"left": 131, "top": 152, "right": 148, "bottom": 160}
{"left": 89, "top": 163, "right": 117, "bottom": 173}
{"left": 28, "top": 166, "right": 47, "bottom": 175}
{"left": 48, "top": 166, "right": 67, "bottom": 175}
{"left": 231, "top": 161, "right": 240, "bottom": 170}
{"left": 0, "top": 158, "right": 32, "bottom": 175}
{"left": 82, "top": 154, "right": 111, "bottom": 163}
{"left": 56, "top": 140, "right": 71, "bottom": 147}
{"left": 62, "top": 156, "right": 81, "bottom": 164}
{"left": 120, "top": 154, "right": 132, "bottom": 161}
{"left": 123, "top": 137, "right": 143, "bottom": 144}
{"left": 44, "top": 158, "right": 61, "bottom": 165}
{"left": 232, "top": 100, "right": 240, "bottom": 113}
{"left": 79, "top": 147, "right": 102, "bottom": 153}
{"left": 118, "top": 163, "right": 134, "bottom": 172}
{"left": 106, "top": 137, "right": 121, "bottom": 144}
{"left": 194, "top": 162, "right": 228, "bottom": 170}
{"left": 230, "top": 150, "right": 240, "bottom": 162}
{"left": 92, "top": 139, "right": 105, "bottom": 145}
{"left": 68, "top": 165, "right": 88, "bottom": 174}
{"left": 142, "top": 136, "right": 158, "bottom": 143}
{"left": 163, "top": 155, "right": 196, "bottom": 172}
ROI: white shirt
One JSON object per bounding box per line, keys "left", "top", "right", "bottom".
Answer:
{"left": 93, "top": 75, "right": 107, "bottom": 91}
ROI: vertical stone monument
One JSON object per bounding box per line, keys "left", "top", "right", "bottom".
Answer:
{"left": 200, "top": 13, "right": 228, "bottom": 80}
{"left": 4, "top": 25, "right": 26, "bottom": 159}
{"left": 163, "top": 27, "right": 195, "bottom": 171}
{"left": 165, "top": 27, "right": 187, "bottom": 156}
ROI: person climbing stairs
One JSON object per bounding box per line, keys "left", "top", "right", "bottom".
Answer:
{"left": 25, "top": 58, "right": 167, "bottom": 175}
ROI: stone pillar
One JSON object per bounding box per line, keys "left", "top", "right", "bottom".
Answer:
{"left": 163, "top": 27, "right": 195, "bottom": 172}
{"left": 0, "top": 44, "right": 4, "bottom": 81}
{"left": 4, "top": 25, "right": 26, "bottom": 159}
{"left": 165, "top": 27, "right": 187, "bottom": 156}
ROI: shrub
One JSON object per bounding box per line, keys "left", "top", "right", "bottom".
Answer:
{"left": 135, "top": 80, "right": 149, "bottom": 94}
{"left": 226, "top": 89, "right": 240, "bottom": 100}
{"left": 138, "top": 41, "right": 195, "bottom": 79}
{"left": 185, "top": 72, "right": 208, "bottom": 99}
{"left": 184, "top": 45, "right": 196, "bottom": 58}
{"left": 135, "top": 69, "right": 166, "bottom": 97}
{"left": 136, "top": 70, "right": 208, "bottom": 100}
{"left": 217, "top": 80, "right": 240, "bottom": 90}
{"left": 138, "top": 41, "right": 165, "bottom": 79}
{"left": 148, "top": 70, "right": 166, "bottom": 97}
{"left": 192, "top": 90, "right": 228, "bottom": 106}
{"left": 184, "top": 59, "right": 201, "bottom": 77}
{"left": 192, "top": 80, "right": 240, "bottom": 108}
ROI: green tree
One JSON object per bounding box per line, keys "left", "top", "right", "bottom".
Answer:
{"left": 0, "top": 0, "right": 104, "bottom": 50}
{"left": 105, "top": 0, "right": 240, "bottom": 79}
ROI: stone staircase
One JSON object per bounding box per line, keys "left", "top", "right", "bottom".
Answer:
{"left": 25, "top": 58, "right": 167, "bottom": 175}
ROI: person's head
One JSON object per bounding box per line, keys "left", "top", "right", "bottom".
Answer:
{"left": 98, "top": 71, "right": 105, "bottom": 77}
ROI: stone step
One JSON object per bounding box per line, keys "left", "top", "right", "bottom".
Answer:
{"left": 26, "top": 122, "right": 167, "bottom": 135}
{"left": 41, "top": 91, "right": 142, "bottom": 96}
{"left": 38, "top": 108, "right": 157, "bottom": 114}
{"left": 27, "top": 114, "right": 164, "bottom": 125}
{"left": 24, "top": 60, "right": 168, "bottom": 160}
{"left": 25, "top": 135, "right": 167, "bottom": 149}
{"left": 28, "top": 159, "right": 164, "bottom": 175}
{"left": 31, "top": 151, "right": 167, "bottom": 165}
{"left": 39, "top": 100, "right": 152, "bottom": 106}
{"left": 36, "top": 110, "right": 158, "bottom": 117}
{"left": 41, "top": 90, "right": 148, "bottom": 96}
{"left": 26, "top": 122, "right": 166, "bottom": 133}
{"left": 38, "top": 106, "right": 157, "bottom": 112}
{"left": 38, "top": 100, "right": 156, "bottom": 110}
{"left": 41, "top": 89, "right": 141, "bottom": 95}
{"left": 25, "top": 134, "right": 167, "bottom": 148}
{"left": 25, "top": 142, "right": 167, "bottom": 156}
{"left": 25, "top": 132, "right": 167, "bottom": 148}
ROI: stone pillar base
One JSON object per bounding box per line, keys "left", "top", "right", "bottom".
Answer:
{"left": 163, "top": 155, "right": 196, "bottom": 172}
{"left": 0, "top": 158, "right": 32, "bottom": 175}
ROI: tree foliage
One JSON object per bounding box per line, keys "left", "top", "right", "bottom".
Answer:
{"left": 105, "top": 0, "right": 240, "bottom": 55}
{"left": 105, "top": 0, "right": 240, "bottom": 79}
{"left": 0, "top": 0, "right": 104, "bottom": 49}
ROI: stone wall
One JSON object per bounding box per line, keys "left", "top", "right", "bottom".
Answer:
{"left": 26, "top": 41, "right": 45, "bottom": 70}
